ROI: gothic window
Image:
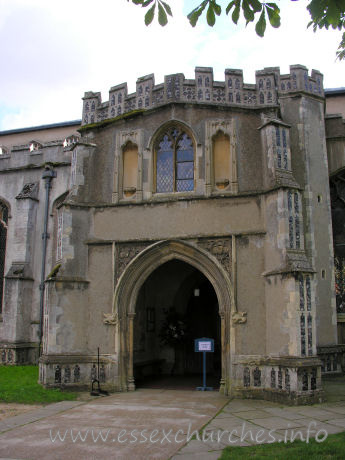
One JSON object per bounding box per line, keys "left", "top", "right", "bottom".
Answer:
{"left": 205, "top": 77, "right": 210, "bottom": 87}
{"left": 155, "top": 128, "right": 194, "bottom": 193}
{"left": 111, "top": 95, "right": 115, "bottom": 105}
{"left": 197, "top": 89, "right": 203, "bottom": 100}
{"left": 299, "top": 275, "right": 314, "bottom": 356}
{"left": 91, "top": 101, "right": 95, "bottom": 111}
{"left": 205, "top": 89, "right": 210, "bottom": 100}
{"left": 0, "top": 202, "right": 9, "bottom": 314}
{"left": 266, "top": 79, "right": 271, "bottom": 90}
{"left": 197, "top": 76, "right": 202, "bottom": 86}
{"left": 281, "top": 83, "right": 285, "bottom": 91}
{"left": 259, "top": 92, "right": 264, "bottom": 104}
{"left": 228, "top": 78, "right": 232, "bottom": 89}
{"left": 300, "top": 313, "right": 306, "bottom": 356}
{"left": 235, "top": 78, "right": 240, "bottom": 90}
{"left": 236, "top": 93, "right": 241, "bottom": 103}
{"left": 259, "top": 79, "right": 263, "bottom": 90}
{"left": 228, "top": 92, "right": 233, "bottom": 103}
{"left": 85, "top": 102, "right": 90, "bottom": 112}
{"left": 287, "top": 190, "right": 302, "bottom": 249}
{"left": 118, "top": 93, "right": 122, "bottom": 104}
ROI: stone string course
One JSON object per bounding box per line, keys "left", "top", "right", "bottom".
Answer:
{"left": 82, "top": 65, "right": 324, "bottom": 126}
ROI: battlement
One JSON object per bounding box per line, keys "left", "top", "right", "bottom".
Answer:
{"left": 81, "top": 65, "right": 324, "bottom": 126}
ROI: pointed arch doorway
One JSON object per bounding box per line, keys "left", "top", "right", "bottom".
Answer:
{"left": 114, "top": 240, "right": 232, "bottom": 395}
{"left": 134, "top": 259, "right": 221, "bottom": 389}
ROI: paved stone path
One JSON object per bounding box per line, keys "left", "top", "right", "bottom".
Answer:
{"left": 0, "top": 388, "right": 345, "bottom": 459}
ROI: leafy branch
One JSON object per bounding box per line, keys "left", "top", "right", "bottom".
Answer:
{"left": 128, "top": 0, "right": 345, "bottom": 60}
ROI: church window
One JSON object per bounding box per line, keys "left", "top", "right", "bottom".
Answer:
{"left": 0, "top": 202, "right": 8, "bottom": 314}
{"left": 287, "top": 190, "right": 301, "bottom": 249}
{"left": 111, "top": 95, "right": 115, "bottom": 105}
{"left": 235, "top": 78, "right": 240, "bottom": 89}
{"left": 300, "top": 313, "right": 306, "bottom": 356}
{"left": 91, "top": 101, "right": 95, "bottom": 111}
{"left": 299, "top": 275, "right": 314, "bottom": 356}
{"left": 205, "top": 77, "right": 210, "bottom": 87}
{"left": 205, "top": 89, "right": 210, "bottom": 100}
{"left": 266, "top": 79, "right": 271, "bottom": 90}
{"left": 197, "top": 76, "right": 202, "bottom": 86}
{"left": 118, "top": 93, "right": 122, "bottom": 104}
{"left": 85, "top": 102, "right": 90, "bottom": 112}
{"left": 307, "top": 313, "right": 313, "bottom": 355}
{"left": 123, "top": 142, "right": 138, "bottom": 198}
{"left": 275, "top": 127, "right": 290, "bottom": 170}
{"left": 228, "top": 92, "right": 233, "bottom": 103}
{"left": 259, "top": 92, "right": 264, "bottom": 104}
{"left": 236, "top": 93, "right": 241, "bottom": 103}
{"left": 228, "top": 78, "right": 232, "bottom": 89}
{"left": 155, "top": 129, "right": 194, "bottom": 193}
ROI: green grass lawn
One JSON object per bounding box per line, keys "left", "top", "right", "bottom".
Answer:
{"left": 0, "top": 366, "right": 77, "bottom": 404}
{"left": 219, "top": 431, "right": 345, "bottom": 459}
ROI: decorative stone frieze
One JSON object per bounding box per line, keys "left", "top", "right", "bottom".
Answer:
{"left": 81, "top": 65, "right": 324, "bottom": 126}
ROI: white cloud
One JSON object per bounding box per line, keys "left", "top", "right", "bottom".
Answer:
{"left": 0, "top": 0, "right": 344, "bottom": 130}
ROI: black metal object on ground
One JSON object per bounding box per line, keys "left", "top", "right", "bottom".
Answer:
{"left": 90, "top": 347, "right": 109, "bottom": 396}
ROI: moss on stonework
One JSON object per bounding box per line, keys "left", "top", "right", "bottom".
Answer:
{"left": 79, "top": 109, "right": 146, "bottom": 132}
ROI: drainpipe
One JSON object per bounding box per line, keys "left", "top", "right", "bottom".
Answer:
{"left": 38, "top": 165, "right": 56, "bottom": 356}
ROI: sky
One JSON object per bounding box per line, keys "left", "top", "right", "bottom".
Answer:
{"left": 0, "top": 0, "right": 344, "bottom": 131}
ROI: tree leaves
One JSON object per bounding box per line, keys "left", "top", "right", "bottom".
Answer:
{"left": 129, "top": 0, "right": 172, "bottom": 26}
{"left": 129, "top": 0, "right": 345, "bottom": 60}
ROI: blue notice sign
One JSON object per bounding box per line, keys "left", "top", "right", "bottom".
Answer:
{"left": 194, "top": 338, "right": 214, "bottom": 353}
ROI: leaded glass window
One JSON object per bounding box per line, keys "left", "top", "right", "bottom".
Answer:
{"left": 300, "top": 313, "right": 306, "bottom": 356}
{"left": 0, "top": 202, "right": 8, "bottom": 314}
{"left": 156, "top": 129, "right": 194, "bottom": 193}
{"left": 307, "top": 313, "right": 313, "bottom": 355}
{"left": 299, "top": 275, "right": 314, "bottom": 356}
{"left": 287, "top": 190, "right": 302, "bottom": 249}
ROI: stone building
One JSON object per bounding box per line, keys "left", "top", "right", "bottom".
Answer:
{"left": 0, "top": 65, "right": 344, "bottom": 404}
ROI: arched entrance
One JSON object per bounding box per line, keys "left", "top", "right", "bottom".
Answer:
{"left": 133, "top": 260, "right": 221, "bottom": 388}
{"left": 113, "top": 240, "right": 233, "bottom": 395}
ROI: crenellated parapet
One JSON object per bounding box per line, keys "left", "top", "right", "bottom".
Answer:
{"left": 81, "top": 65, "right": 324, "bottom": 126}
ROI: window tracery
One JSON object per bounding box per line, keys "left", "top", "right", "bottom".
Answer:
{"left": 155, "top": 127, "right": 194, "bottom": 193}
